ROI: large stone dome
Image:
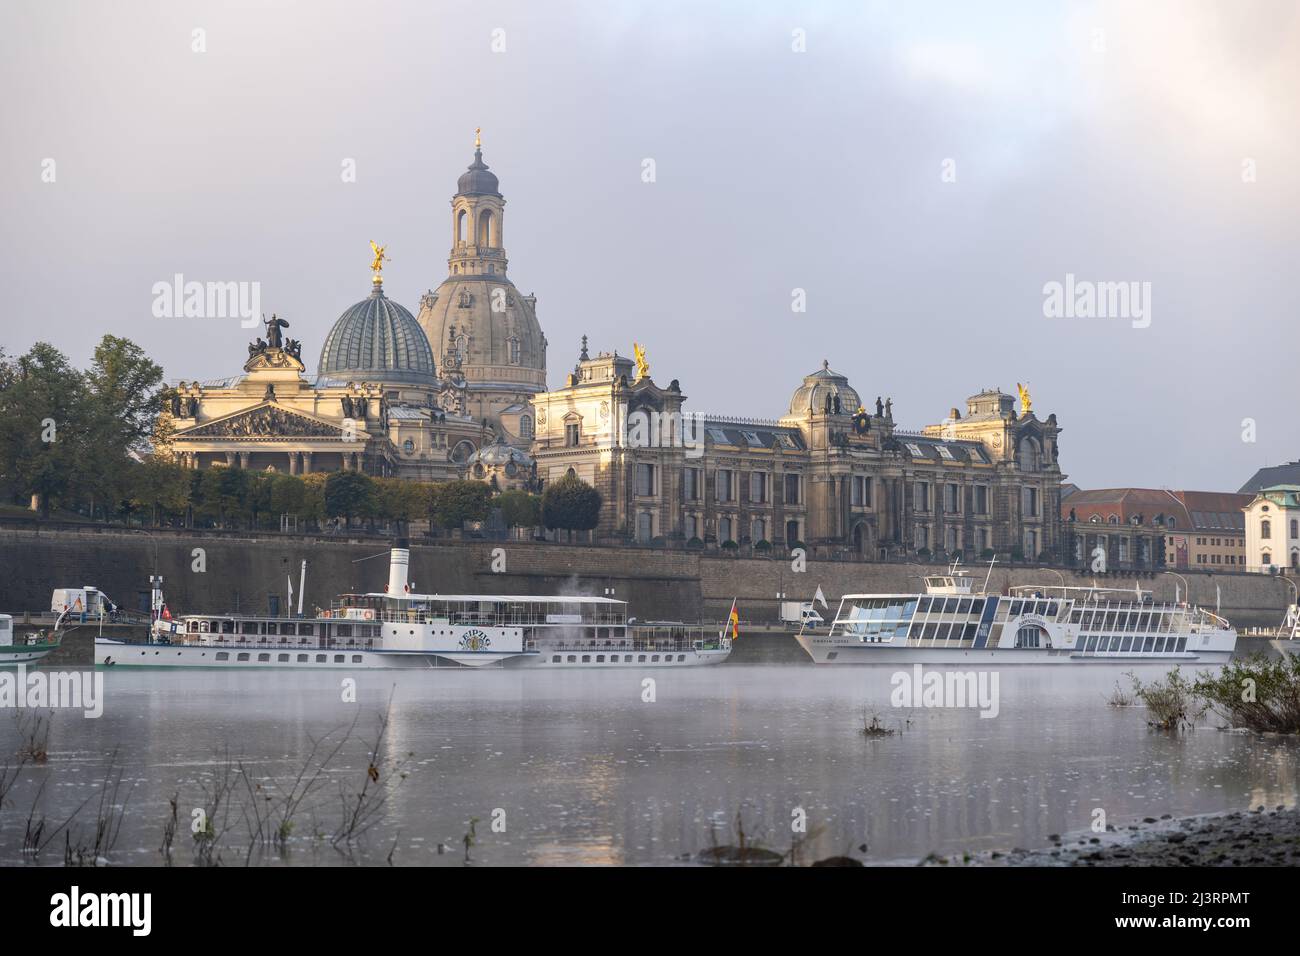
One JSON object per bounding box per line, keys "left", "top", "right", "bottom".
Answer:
{"left": 417, "top": 276, "right": 546, "bottom": 394}
{"left": 788, "top": 360, "right": 862, "bottom": 416}
{"left": 318, "top": 280, "right": 437, "bottom": 387}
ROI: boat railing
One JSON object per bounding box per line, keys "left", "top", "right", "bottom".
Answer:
{"left": 162, "top": 634, "right": 379, "bottom": 651}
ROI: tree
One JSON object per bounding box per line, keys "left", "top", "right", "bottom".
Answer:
{"left": 430, "top": 479, "right": 491, "bottom": 530}
{"left": 300, "top": 472, "right": 327, "bottom": 528}
{"left": 80, "top": 336, "right": 166, "bottom": 519}
{"left": 497, "top": 489, "right": 541, "bottom": 529}
{"left": 541, "top": 474, "right": 602, "bottom": 541}
{"left": 269, "top": 473, "right": 307, "bottom": 522}
{"left": 324, "top": 471, "right": 374, "bottom": 526}
{"left": 0, "top": 343, "right": 87, "bottom": 516}
{"left": 127, "top": 458, "right": 190, "bottom": 526}
{"left": 85, "top": 335, "right": 165, "bottom": 451}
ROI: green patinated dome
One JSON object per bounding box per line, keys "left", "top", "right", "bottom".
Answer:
{"left": 318, "top": 281, "right": 437, "bottom": 387}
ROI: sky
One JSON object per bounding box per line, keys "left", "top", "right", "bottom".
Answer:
{"left": 2, "top": 0, "right": 1297, "bottom": 492}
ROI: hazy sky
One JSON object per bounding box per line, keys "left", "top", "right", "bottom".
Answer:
{"left": 2, "top": 0, "right": 1296, "bottom": 491}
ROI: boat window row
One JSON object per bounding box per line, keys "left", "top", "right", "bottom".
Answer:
{"left": 1078, "top": 634, "right": 1188, "bottom": 654}
{"left": 1069, "top": 607, "right": 1185, "bottom": 633}
{"left": 211, "top": 652, "right": 366, "bottom": 664}
{"left": 186, "top": 619, "right": 382, "bottom": 639}
{"left": 551, "top": 653, "right": 689, "bottom": 664}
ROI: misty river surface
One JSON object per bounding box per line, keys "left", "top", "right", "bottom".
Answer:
{"left": 2, "top": 663, "right": 1298, "bottom": 866}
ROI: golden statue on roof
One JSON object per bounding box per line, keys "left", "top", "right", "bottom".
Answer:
{"left": 633, "top": 342, "right": 650, "bottom": 382}
{"left": 475, "top": 127, "right": 482, "bottom": 148}
{"left": 369, "top": 240, "right": 390, "bottom": 279}
{"left": 1016, "top": 382, "right": 1032, "bottom": 416}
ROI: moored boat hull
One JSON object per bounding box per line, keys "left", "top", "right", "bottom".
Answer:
{"left": 94, "top": 638, "right": 522, "bottom": 669}
{"left": 796, "top": 634, "right": 1233, "bottom": 665}
{"left": 0, "top": 644, "right": 60, "bottom": 666}
{"left": 511, "top": 646, "right": 731, "bottom": 668}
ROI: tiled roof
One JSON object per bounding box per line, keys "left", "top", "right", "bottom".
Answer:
{"left": 897, "top": 435, "right": 990, "bottom": 465}
{"left": 1240, "top": 462, "right": 1300, "bottom": 494}
{"left": 1060, "top": 487, "right": 1251, "bottom": 533}
{"left": 702, "top": 418, "right": 805, "bottom": 451}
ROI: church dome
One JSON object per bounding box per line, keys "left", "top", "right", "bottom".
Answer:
{"left": 467, "top": 438, "right": 533, "bottom": 469}
{"left": 318, "top": 281, "right": 437, "bottom": 387}
{"left": 417, "top": 276, "right": 546, "bottom": 392}
{"left": 457, "top": 148, "right": 501, "bottom": 197}
{"left": 788, "top": 360, "right": 862, "bottom": 416}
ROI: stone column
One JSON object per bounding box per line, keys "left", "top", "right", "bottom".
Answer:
{"left": 238, "top": 451, "right": 249, "bottom": 469}
{"left": 225, "top": 451, "right": 236, "bottom": 467}
{"left": 302, "top": 452, "right": 313, "bottom": 474}
{"left": 288, "top": 452, "right": 298, "bottom": 475}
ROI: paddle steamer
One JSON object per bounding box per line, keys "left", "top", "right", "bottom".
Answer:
{"left": 93, "top": 543, "right": 731, "bottom": 669}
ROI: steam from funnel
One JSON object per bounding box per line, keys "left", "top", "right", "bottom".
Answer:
{"left": 388, "top": 538, "right": 410, "bottom": 595}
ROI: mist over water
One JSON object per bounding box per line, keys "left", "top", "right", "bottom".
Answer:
{"left": 2, "top": 664, "right": 1296, "bottom": 866}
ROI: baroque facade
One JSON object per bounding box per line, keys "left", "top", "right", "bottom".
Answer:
{"left": 530, "top": 345, "right": 1065, "bottom": 559}
{"left": 166, "top": 140, "right": 538, "bottom": 481}
{"left": 162, "top": 140, "right": 1067, "bottom": 560}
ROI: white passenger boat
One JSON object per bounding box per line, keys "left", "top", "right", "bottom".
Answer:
{"left": 796, "top": 564, "right": 1236, "bottom": 665}
{"left": 94, "top": 544, "right": 731, "bottom": 669}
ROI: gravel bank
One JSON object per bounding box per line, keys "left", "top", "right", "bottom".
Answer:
{"left": 921, "top": 805, "right": 1300, "bottom": 866}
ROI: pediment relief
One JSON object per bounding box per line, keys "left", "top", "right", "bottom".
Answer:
{"left": 178, "top": 403, "right": 357, "bottom": 440}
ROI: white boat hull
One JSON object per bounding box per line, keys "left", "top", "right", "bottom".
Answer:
{"left": 95, "top": 638, "right": 518, "bottom": 669}
{"left": 510, "top": 647, "right": 731, "bottom": 668}
{"left": 796, "top": 635, "right": 1233, "bottom": 666}
{"left": 95, "top": 639, "right": 731, "bottom": 670}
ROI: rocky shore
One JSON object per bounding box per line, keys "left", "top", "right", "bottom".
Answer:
{"left": 921, "top": 804, "right": 1300, "bottom": 866}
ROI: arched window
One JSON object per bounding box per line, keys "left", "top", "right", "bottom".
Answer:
{"left": 456, "top": 209, "right": 468, "bottom": 244}
{"left": 1291, "top": 519, "right": 1298, "bottom": 539}
{"left": 719, "top": 517, "right": 732, "bottom": 544}
{"left": 751, "top": 518, "right": 765, "bottom": 543}
{"left": 520, "top": 415, "right": 533, "bottom": 438}
{"left": 1108, "top": 514, "right": 1119, "bottom": 525}
{"left": 478, "top": 209, "right": 494, "bottom": 247}
{"left": 1262, "top": 520, "right": 1272, "bottom": 539}
{"left": 1017, "top": 437, "right": 1039, "bottom": 473}
{"left": 509, "top": 336, "right": 520, "bottom": 365}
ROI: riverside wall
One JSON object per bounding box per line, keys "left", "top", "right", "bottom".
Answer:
{"left": 0, "top": 527, "right": 1294, "bottom": 629}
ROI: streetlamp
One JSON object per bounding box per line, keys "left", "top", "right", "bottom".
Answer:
{"left": 1038, "top": 567, "right": 1066, "bottom": 589}
{"left": 1162, "top": 570, "right": 1190, "bottom": 605}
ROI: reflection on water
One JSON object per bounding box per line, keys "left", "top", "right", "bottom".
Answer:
{"left": 1, "top": 664, "right": 1296, "bottom": 866}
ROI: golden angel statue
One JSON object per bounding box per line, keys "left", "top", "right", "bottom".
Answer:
{"left": 1016, "top": 382, "right": 1032, "bottom": 416}
{"left": 369, "top": 240, "right": 390, "bottom": 276}
{"left": 633, "top": 342, "right": 650, "bottom": 382}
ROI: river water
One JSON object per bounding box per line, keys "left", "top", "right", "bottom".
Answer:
{"left": 1, "top": 661, "right": 1296, "bottom": 866}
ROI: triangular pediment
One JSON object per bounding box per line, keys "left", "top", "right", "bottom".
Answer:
{"left": 177, "top": 403, "right": 363, "bottom": 440}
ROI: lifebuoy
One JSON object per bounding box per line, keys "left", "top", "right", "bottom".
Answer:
{"left": 321, "top": 610, "right": 332, "bottom": 619}
{"left": 363, "top": 609, "right": 374, "bottom": 620}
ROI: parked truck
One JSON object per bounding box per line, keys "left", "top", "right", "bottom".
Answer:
{"left": 779, "top": 601, "right": 824, "bottom": 628}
